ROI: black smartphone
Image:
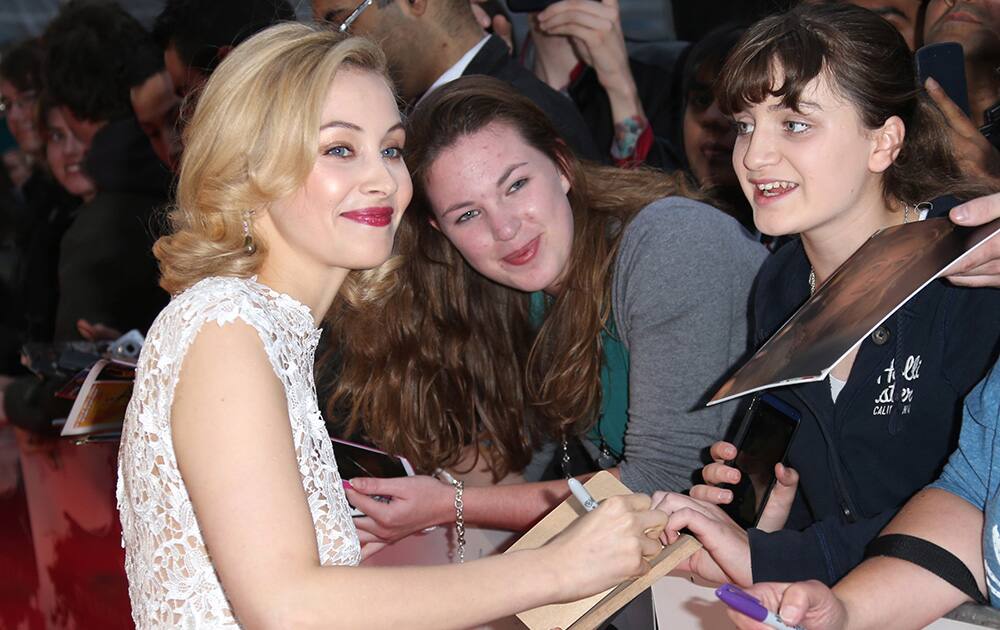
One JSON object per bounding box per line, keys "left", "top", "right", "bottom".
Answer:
{"left": 720, "top": 393, "right": 800, "bottom": 530}
{"left": 916, "top": 42, "right": 971, "bottom": 118}
{"left": 331, "top": 438, "right": 415, "bottom": 516}
{"left": 332, "top": 438, "right": 414, "bottom": 480}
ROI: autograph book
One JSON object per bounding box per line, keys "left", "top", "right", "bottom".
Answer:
{"left": 59, "top": 359, "right": 135, "bottom": 437}
{"left": 505, "top": 471, "right": 701, "bottom": 630}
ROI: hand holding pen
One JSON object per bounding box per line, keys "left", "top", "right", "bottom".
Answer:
{"left": 540, "top": 487, "right": 668, "bottom": 602}
{"left": 721, "top": 581, "right": 848, "bottom": 630}
{"left": 568, "top": 478, "right": 666, "bottom": 542}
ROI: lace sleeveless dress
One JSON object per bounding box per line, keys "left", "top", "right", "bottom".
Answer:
{"left": 116, "top": 276, "right": 361, "bottom": 628}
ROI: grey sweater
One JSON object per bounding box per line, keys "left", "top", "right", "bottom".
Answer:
{"left": 597, "top": 196, "right": 767, "bottom": 493}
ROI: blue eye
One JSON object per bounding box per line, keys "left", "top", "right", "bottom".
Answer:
{"left": 508, "top": 178, "right": 527, "bottom": 193}
{"left": 456, "top": 209, "right": 480, "bottom": 224}
{"left": 324, "top": 145, "right": 353, "bottom": 157}
{"left": 785, "top": 121, "right": 810, "bottom": 133}
{"left": 733, "top": 120, "right": 754, "bottom": 135}
{"left": 382, "top": 146, "right": 403, "bottom": 159}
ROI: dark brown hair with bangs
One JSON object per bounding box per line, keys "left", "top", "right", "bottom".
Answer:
{"left": 717, "top": 2, "right": 991, "bottom": 206}
{"left": 327, "top": 76, "right": 705, "bottom": 479}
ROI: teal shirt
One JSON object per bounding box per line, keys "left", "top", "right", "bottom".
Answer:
{"left": 530, "top": 292, "right": 630, "bottom": 460}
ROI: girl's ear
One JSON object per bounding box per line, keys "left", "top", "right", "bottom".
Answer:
{"left": 869, "top": 115, "right": 905, "bottom": 174}
{"left": 554, "top": 141, "right": 574, "bottom": 194}
{"left": 429, "top": 217, "right": 440, "bottom": 232}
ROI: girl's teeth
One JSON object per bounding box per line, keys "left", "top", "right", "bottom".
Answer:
{"left": 756, "top": 181, "right": 797, "bottom": 195}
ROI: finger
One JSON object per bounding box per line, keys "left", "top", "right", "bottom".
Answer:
{"left": 344, "top": 487, "right": 395, "bottom": 519}
{"left": 347, "top": 475, "right": 403, "bottom": 497}
{"left": 538, "top": 11, "right": 614, "bottom": 36}
{"left": 354, "top": 523, "right": 387, "bottom": 544}
{"left": 925, "top": 77, "right": 980, "bottom": 137}
{"left": 650, "top": 490, "right": 669, "bottom": 510}
{"left": 634, "top": 504, "right": 669, "bottom": 534}
{"left": 948, "top": 273, "right": 1000, "bottom": 287}
{"left": 777, "top": 580, "right": 834, "bottom": 626}
{"left": 703, "top": 461, "right": 741, "bottom": 485}
{"left": 665, "top": 503, "right": 718, "bottom": 533}
{"left": 538, "top": 0, "right": 615, "bottom": 21}
{"left": 945, "top": 243, "right": 1000, "bottom": 278}
{"left": 657, "top": 492, "right": 718, "bottom": 514}
{"left": 650, "top": 491, "right": 695, "bottom": 517}
{"left": 470, "top": 2, "right": 491, "bottom": 28}
{"left": 950, "top": 192, "right": 1000, "bottom": 225}
{"left": 492, "top": 15, "right": 513, "bottom": 49}
{"left": 775, "top": 462, "right": 799, "bottom": 489}
{"left": 663, "top": 507, "right": 721, "bottom": 546}
{"left": 639, "top": 532, "right": 664, "bottom": 559}
{"left": 618, "top": 492, "right": 652, "bottom": 512}
{"left": 709, "top": 440, "right": 737, "bottom": 462}
{"left": 360, "top": 541, "right": 388, "bottom": 561}
{"left": 690, "top": 483, "right": 733, "bottom": 504}
{"left": 77, "top": 319, "right": 95, "bottom": 339}
{"left": 757, "top": 464, "right": 798, "bottom": 532}
{"left": 541, "top": 4, "right": 616, "bottom": 27}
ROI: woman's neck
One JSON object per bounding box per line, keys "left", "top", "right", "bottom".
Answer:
{"left": 257, "top": 261, "right": 348, "bottom": 326}
{"left": 802, "top": 194, "right": 903, "bottom": 287}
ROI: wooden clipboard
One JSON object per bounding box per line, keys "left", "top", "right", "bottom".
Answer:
{"left": 505, "top": 471, "right": 701, "bottom": 629}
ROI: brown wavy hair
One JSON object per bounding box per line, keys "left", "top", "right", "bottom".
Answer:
{"left": 154, "top": 24, "right": 392, "bottom": 297}
{"left": 716, "top": 2, "right": 993, "bottom": 207}
{"left": 328, "top": 76, "right": 707, "bottom": 479}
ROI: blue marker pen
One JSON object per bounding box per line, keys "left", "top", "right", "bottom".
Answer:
{"left": 716, "top": 583, "right": 806, "bottom": 630}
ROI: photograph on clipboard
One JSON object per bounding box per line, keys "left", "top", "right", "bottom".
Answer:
{"left": 709, "top": 216, "right": 1000, "bottom": 406}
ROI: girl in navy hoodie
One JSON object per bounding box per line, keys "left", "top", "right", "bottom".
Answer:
{"left": 652, "top": 2, "right": 1000, "bottom": 588}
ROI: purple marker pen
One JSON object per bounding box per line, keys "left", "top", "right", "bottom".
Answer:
{"left": 716, "top": 583, "right": 806, "bottom": 630}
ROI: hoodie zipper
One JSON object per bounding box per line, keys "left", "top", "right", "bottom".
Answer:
{"left": 790, "top": 390, "right": 861, "bottom": 523}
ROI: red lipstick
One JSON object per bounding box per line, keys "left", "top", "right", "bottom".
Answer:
{"left": 503, "top": 236, "right": 540, "bottom": 266}
{"left": 341, "top": 207, "right": 393, "bottom": 227}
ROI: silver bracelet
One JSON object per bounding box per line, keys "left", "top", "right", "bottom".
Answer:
{"left": 434, "top": 468, "right": 466, "bottom": 563}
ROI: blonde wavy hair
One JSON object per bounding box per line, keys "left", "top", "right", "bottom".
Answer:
{"left": 155, "top": 23, "right": 392, "bottom": 296}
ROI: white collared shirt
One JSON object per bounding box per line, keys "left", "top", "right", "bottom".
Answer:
{"left": 418, "top": 34, "right": 491, "bottom": 105}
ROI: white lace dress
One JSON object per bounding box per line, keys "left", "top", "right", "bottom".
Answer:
{"left": 116, "top": 276, "right": 361, "bottom": 628}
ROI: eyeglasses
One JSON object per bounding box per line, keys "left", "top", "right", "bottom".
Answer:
{"left": 338, "top": 0, "right": 373, "bottom": 33}
{"left": 0, "top": 90, "right": 38, "bottom": 115}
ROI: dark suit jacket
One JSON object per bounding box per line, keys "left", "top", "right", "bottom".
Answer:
{"left": 462, "top": 36, "right": 602, "bottom": 162}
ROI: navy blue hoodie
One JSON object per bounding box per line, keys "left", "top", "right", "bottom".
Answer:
{"left": 747, "top": 237, "right": 1000, "bottom": 585}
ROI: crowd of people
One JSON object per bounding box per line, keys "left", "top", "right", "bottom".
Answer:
{"left": 1, "top": 0, "right": 1000, "bottom": 628}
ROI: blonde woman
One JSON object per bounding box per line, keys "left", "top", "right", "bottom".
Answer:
{"left": 115, "top": 23, "right": 666, "bottom": 629}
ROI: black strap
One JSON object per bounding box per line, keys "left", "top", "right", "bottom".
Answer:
{"left": 865, "top": 534, "right": 988, "bottom": 605}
